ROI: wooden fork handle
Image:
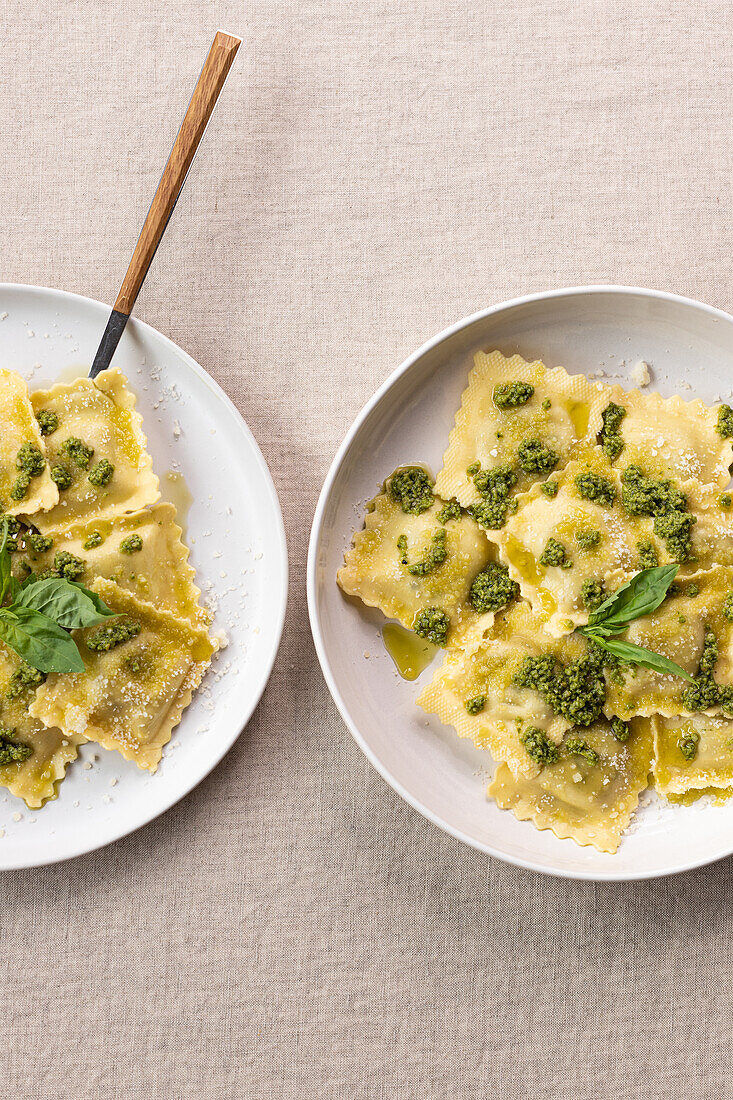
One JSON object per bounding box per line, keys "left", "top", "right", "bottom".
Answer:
{"left": 113, "top": 30, "right": 241, "bottom": 316}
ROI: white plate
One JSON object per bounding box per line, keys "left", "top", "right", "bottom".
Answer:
{"left": 0, "top": 284, "right": 287, "bottom": 869}
{"left": 308, "top": 286, "right": 733, "bottom": 881}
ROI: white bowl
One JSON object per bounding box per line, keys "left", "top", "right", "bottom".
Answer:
{"left": 308, "top": 286, "right": 733, "bottom": 881}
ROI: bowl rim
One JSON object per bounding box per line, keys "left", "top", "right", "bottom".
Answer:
{"left": 307, "top": 283, "right": 733, "bottom": 881}
{"left": 0, "top": 281, "right": 289, "bottom": 869}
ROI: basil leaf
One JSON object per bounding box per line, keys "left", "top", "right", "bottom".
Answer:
{"left": 589, "top": 633, "right": 694, "bottom": 682}
{"left": 0, "top": 518, "right": 10, "bottom": 605}
{"left": 67, "top": 581, "right": 117, "bottom": 620}
{"left": 588, "top": 565, "right": 679, "bottom": 632}
{"left": 14, "top": 577, "right": 115, "bottom": 629}
{"left": 0, "top": 606, "right": 85, "bottom": 673}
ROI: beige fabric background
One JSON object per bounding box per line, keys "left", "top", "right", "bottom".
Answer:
{"left": 1, "top": 1, "right": 732, "bottom": 1096}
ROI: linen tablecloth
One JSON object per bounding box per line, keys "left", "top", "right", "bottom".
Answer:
{"left": 2, "top": 2, "right": 731, "bottom": 1096}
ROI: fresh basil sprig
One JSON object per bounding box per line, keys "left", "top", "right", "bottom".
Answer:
{"left": 577, "top": 564, "right": 694, "bottom": 682}
{"left": 0, "top": 517, "right": 117, "bottom": 673}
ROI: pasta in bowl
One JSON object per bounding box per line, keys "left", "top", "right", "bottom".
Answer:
{"left": 0, "top": 366, "right": 217, "bottom": 809}
{"left": 336, "top": 345, "right": 733, "bottom": 857}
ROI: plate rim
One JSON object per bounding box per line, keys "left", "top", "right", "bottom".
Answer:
{"left": 0, "top": 282, "right": 288, "bottom": 870}
{"left": 307, "top": 283, "right": 733, "bottom": 882}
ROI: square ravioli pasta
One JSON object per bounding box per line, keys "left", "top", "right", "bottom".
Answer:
{"left": 337, "top": 471, "right": 501, "bottom": 647}
{"left": 19, "top": 503, "right": 208, "bottom": 628}
{"left": 29, "top": 578, "right": 215, "bottom": 773}
{"left": 0, "top": 368, "right": 58, "bottom": 517}
{"left": 604, "top": 567, "right": 733, "bottom": 719}
{"left": 488, "top": 718, "right": 653, "bottom": 854}
{"left": 27, "top": 368, "right": 159, "bottom": 533}
{"left": 0, "top": 643, "right": 82, "bottom": 808}
{"left": 599, "top": 385, "right": 733, "bottom": 488}
{"left": 494, "top": 456, "right": 661, "bottom": 636}
{"left": 417, "top": 601, "right": 592, "bottom": 778}
{"left": 434, "top": 350, "right": 606, "bottom": 517}
{"left": 652, "top": 714, "right": 733, "bottom": 796}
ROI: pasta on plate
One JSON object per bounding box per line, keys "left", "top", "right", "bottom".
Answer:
{"left": 338, "top": 349, "right": 733, "bottom": 853}
{"left": 0, "top": 367, "right": 216, "bottom": 808}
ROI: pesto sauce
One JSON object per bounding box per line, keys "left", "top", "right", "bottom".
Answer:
{"left": 493, "top": 381, "right": 534, "bottom": 409}
{"left": 468, "top": 562, "right": 519, "bottom": 613}
{"left": 412, "top": 606, "right": 449, "bottom": 647}
{"left": 389, "top": 467, "right": 434, "bottom": 515}
{"left": 397, "top": 529, "right": 447, "bottom": 576}
{"left": 599, "top": 402, "right": 626, "bottom": 461}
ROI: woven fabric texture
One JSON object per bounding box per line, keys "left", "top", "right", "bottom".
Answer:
{"left": 1, "top": 1, "right": 732, "bottom": 1096}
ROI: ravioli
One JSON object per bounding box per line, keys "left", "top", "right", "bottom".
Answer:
{"left": 495, "top": 456, "right": 660, "bottom": 635}
{"left": 600, "top": 386, "right": 733, "bottom": 487}
{"left": 0, "top": 643, "right": 81, "bottom": 808}
{"left": 0, "top": 368, "right": 58, "bottom": 517}
{"left": 488, "top": 718, "right": 653, "bottom": 854}
{"left": 20, "top": 503, "right": 208, "bottom": 628}
{"left": 604, "top": 567, "right": 733, "bottom": 718}
{"left": 337, "top": 482, "right": 495, "bottom": 646}
{"left": 435, "top": 351, "right": 606, "bottom": 510}
{"left": 27, "top": 368, "right": 159, "bottom": 533}
{"left": 417, "top": 601, "right": 588, "bottom": 775}
{"left": 653, "top": 714, "right": 733, "bottom": 795}
{"left": 29, "top": 578, "right": 215, "bottom": 773}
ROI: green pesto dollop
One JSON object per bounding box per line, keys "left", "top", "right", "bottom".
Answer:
{"left": 412, "top": 607, "right": 449, "bottom": 647}
{"left": 50, "top": 463, "right": 72, "bottom": 490}
{"left": 397, "top": 529, "right": 446, "bottom": 576}
{"left": 513, "top": 647, "right": 606, "bottom": 727}
{"left": 9, "top": 472, "right": 30, "bottom": 502}
{"left": 575, "top": 529, "right": 601, "bottom": 551}
{"left": 540, "top": 480, "right": 559, "bottom": 498}
{"left": 35, "top": 409, "right": 59, "bottom": 436}
{"left": 464, "top": 694, "right": 486, "bottom": 716}
{"left": 467, "top": 463, "right": 517, "bottom": 530}
{"left": 120, "top": 534, "right": 143, "bottom": 555}
{"left": 520, "top": 726, "right": 559, "bottom": 766}
{"left": 9, "top": 441, "right": 45, "bottom": 501}
{"left": 17, "top": 442, "right": 45, "bottom": 476}
{"left": 610, "top": 716, "right": 631, "bottom": 743}
{"left": 720, "top": 493, "right": 732, "bottom": 510}
{"left": 539, "top": 537, "right": 571, "bottom": 569}
{"left": 563, "top": 736, "right": 599, "bottom": 766}
{"left": 717, "top": 405, "right": 733, "bottom": 439}
{"left": 389, "top": 467, "right": 434, "bottom": 515}
{"left": 7, "top": 663, "right": 46, "bottom": 699}
{"left": 678, "top": 729, "right": 700, "bottom": 762}
{"left": 87, "top": 617, "right": 142, "bottom": 652}
{"left": 25, "top": 531, "right": 52, "bottom": 553}
{"left": 516, "top": 438, "right": 559, "bottom": 475}
{"left": 653, "top": 510, "right": 696, "bottom": 563}
{"left": 468, "top": 562, "right": 519, "bottom": 613}
{"left": 686, "top": 583, "right": 699, "bottom": 598}
{"left": 493, "top": 381, "right": 534, "bottom": 409}
{"left": 682, "top": 626, "right": 733, "bottom": 716}
{"left": 580, "top": 578, "right": 605, "bottom": 611}
{"left": 574, "top": 471, "right": 616, "bottom": 506}
{"left": 620, "top": 464, "right": 686, "bottom": 517}
{"left": 0, "top": 727, "right": 33, "bottom": 766}
{"left": 61, "top": 436, "right": 94, "bottom": 470}
{"left": 88, "top": 458, "right": 115, "bottom": 487}
{"left": 83, "top": 531, "right": 104, "bottom": 550}
{"left": 53, "top": 550, "right": 85, "bottom": 581}
{"left": 599, "top": 402, "right": 626, "bottom": 461}
{"left": 541, "top": 398, "right": 551, "bottom": 411}
{"left": 724, "top": 592, "right": 733, "bottom": 622}
{"left": 437, "top": 499, "right": 462, "bottom": 524}
{"left": 636, "top": 539, "right": 659, "bottom": 570}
